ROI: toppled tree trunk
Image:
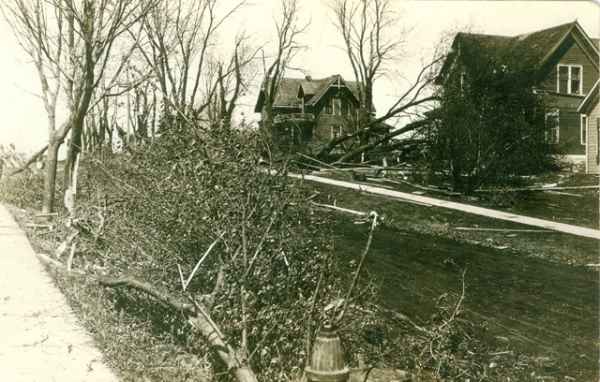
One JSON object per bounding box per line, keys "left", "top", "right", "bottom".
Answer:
{"left": 333, "top": 119, "right": 430, "bottom": 164}
{"left": 36, "top": 253, "right": 259, "bottom": 382}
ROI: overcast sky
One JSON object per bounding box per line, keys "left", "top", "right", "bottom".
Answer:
{"left": 0, "top": 0, "right": 598, "bottom": 153}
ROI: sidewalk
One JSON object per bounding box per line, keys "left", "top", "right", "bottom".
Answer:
{"left": 0, "top": 204, "right": 119, "bottom": 381}
{"left": 292, "top": 173, "right": 600, "bottom": 240}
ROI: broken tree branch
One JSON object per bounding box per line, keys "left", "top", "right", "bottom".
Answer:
{"left": 35, "top": 252, "right": 258, "bottom": 382}
{"left": 336, "top": 211, "right": 379, "bottom": 324}
{"left": 8, "top": 145, "right": 48, "bottom": 176}
{"left": 310, "top": 201, "right": 368, "bottom": 217}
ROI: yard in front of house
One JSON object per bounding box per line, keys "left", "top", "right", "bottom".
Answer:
{"left": 313, "top": 179, "right": 599, "bottom": 380}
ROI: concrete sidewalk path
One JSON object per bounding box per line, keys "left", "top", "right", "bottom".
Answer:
{"left": 0, "top": 204, "right": 119, "bottom": 381}
{"left": 293, "top": 173, "right": 600, "bottom": 240}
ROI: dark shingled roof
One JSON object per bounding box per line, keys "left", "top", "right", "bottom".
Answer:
{"left": 515, "top": 22, "right": 577, "bottom": 62}
{"left": 438, "top": 21, "right": 599, "bottom": 82}
{"left": 255, "top": 75, "right": 360, "bottom": 112}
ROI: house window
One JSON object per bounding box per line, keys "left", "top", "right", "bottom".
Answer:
{"left": 545, "top": 109, "right": 560, "bottom": 144}
{"left": 333, "top": 98, "right": 342, "bottom": 115}
{"left": 330, "top": 125, "right": 343, "bottom": 139}
{"left": 581, "top": 114, "right": 588, "bottom": 145}
{"left": 557, "top": 64, "right": 582, "bottom": 95}
{"left": 325, "top": 98, "right": 333, "bottom": 114}
{"left": 290, "top": 125, "right": 300, "bottom": 144}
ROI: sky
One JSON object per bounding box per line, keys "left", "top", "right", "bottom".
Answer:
{"left": 0, "top": 0, "right": 598, "bottom": 153}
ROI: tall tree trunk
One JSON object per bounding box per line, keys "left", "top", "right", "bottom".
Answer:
{"left": 42, "top": 139, "right": 61, "bottom": 214}
{"left": 63, "top": 110, "right": 86, "bottom": 198}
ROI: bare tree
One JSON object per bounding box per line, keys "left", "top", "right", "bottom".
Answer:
{"left": 260, "top": 0, "right": 307, "bottom": 141}
{"left": 2, "top": 0, "right": 155, "bottom": 212}
{"left": 322, "top": 0, "right": 440, "bottom": 160}
{"left": 211, "top": 35, "right": 260, "bottom": 129}
{"left": 134, "top": 0, "right": 247, "bottom": 124}
{"left": 332, "top": 0, "right": 401, "bottom": 142}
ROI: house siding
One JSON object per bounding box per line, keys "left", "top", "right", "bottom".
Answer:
{"left": 310, "top": 87, "right": 359, "bottom": 148}
{"left": 586, "top": 102, "right": 600, "bottom": 174}
{"left": 540, "top": 34, "right": 598, "bottom": 94}
{"left": 556, "top": 107, "right": 586, "bottom": 155}
{"left": 265, "top": 83, "right": 361, "bottom": 150}
{"left": 538, "top": 34, "right": 597, "bottom": 156}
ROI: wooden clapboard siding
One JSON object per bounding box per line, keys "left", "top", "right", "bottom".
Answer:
{"left": 586, "top": 102, "right": 600, "bottom": 174}
{"left": 539, "top": 32, "right": 597, "bottom": 156}
{"left": 540, "top": 34, "right": 599, "bottom": 95}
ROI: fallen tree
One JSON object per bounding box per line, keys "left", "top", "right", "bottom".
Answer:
{"left": 332, "top": 119, "right": 431, "bottom": 163}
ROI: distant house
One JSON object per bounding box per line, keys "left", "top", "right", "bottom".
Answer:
{"left": 437, "top": 21, "right": 599, "bottom": 165}
{"left": 577, "top": 80, "right": 599, "bottom": 173}
{"left": 254, "top": 74, "right": 370, "bottom": 150}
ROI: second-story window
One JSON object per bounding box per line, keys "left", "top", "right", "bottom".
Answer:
{"left": 333, "top": 98, "right": 342, "bottom": 115}
{"left": 325, "top": 98, "right": 333, "bottom": 114}
{"left": 330, "top": 125, "right": 343, "bottom": 139}
{"left": 557, "top": 64, "right": 582, "bottom": 95}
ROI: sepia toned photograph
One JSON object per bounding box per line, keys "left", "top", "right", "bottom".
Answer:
{"left": 0, "top": 0, "right": 598, "bottom": 381}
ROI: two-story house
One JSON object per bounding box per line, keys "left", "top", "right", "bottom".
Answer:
{"left": 437, "top": 21, "right": 599, "bottom": 168}
{"left": 254, "top": 74, "right": 368, "bottom": 150}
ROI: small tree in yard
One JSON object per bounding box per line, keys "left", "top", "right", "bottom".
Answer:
{"left": 427, "top": 39, "right": 554, "bottom": 193}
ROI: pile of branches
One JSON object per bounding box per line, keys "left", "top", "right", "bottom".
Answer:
{"left": 45, "top": 123, "right": 385, "bottom": 381}
{"left": 22, "top": 122, "right": 544, "bottom": 381}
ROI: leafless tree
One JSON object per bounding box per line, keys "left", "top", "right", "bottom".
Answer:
{"left": 322, "top": 0, "right": 440, "bottom": 160}
{"left": 260, "top": 0, "right": 307, "bottom": 141}
{"left": 2, "top": 0, "right": 156, "bottom": 212}
{"left": 134, "top": 0, "right": 247, "bottom": 123}
{"left": 211, "top": 35, "right": 261, "bottom": 129}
